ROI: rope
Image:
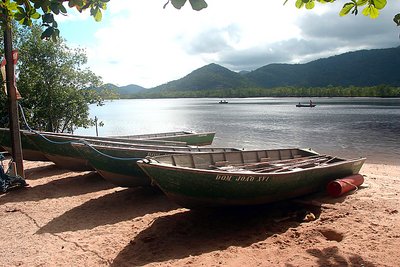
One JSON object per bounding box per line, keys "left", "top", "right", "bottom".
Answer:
{"left": 18, "top": 103, "right": 71, "bottom": 145}
{"left": 18, "top": 103, "right": 141, "bottom": 161}
{"left": 79, "top": 140, "right": 141, "bottom": 161}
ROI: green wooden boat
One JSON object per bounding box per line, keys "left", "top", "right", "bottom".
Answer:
{"left": 137, "top": 149, "right": 366, "bottom": 208}
{"left": 42, "top": 131, "right": 188, "bottom": 146}
{"left": 23, "top": 131, "right": 198, "bottom": 171}
{"left": 0, "top": 128, "right": 49, "bottom": 161}
{"left": 0, "top": 128, "right": 187, "bottom": 162}
{"left": 71, "top": 142, "right": 241, "bottom": 187}
{"left": 47, "top": 130, "right": 215, "bottom": 146}
{"left": 110, "top": 131, "right": 216, "bottom": 146}
{"left": 0, "top": 128, "right": 215, "bottom": 164}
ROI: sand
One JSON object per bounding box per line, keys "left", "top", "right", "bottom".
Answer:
{"left": 1, "top": 160, "right": 399, "bottom": 267}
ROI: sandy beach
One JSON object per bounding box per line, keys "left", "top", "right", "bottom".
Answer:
{"left": 1, "top": 159, "right": 399, "bottom": 266}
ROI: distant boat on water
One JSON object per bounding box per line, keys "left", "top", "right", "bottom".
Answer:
{"left": 219, "top": 100, "right": 228, "bottom": 104}
{"left": 296, "top": 100, "right": 316, "bottom": 107}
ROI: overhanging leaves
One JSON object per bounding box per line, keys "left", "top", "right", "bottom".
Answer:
{"left": 165, "top": 0, "right": 207, "bottom": 11}
{"left": 290, "top": 0, "right": 398, "bottom": 26}
{"left": 340, "top": 3, "right": 355, "bottom": 16}
{"left": 394, "top": 13, "right": 400, "bottom": 26}
{"left": 189, "top": 0, "right": 207, "bottom": 11}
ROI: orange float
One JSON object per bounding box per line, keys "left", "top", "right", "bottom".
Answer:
{"left": 327, "top": 174, "right": 364, "bottom": 197}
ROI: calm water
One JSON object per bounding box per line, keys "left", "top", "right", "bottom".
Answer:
{"left": 76, "top": 98, "right": 400, "bottom": 165}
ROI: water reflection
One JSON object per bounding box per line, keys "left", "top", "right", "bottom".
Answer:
{"left": 76, "top": 98, "right": 400, "bottom": 165}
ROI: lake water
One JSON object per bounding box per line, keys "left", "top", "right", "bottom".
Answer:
{"left": 76, "top": 97, "right": 400, "bottom": 165}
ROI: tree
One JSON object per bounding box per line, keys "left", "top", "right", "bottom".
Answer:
{"left": 4, "top": 24, "right": 103, "bottom": 132}
{"left": 0, "top": 1, "right": 119, "bottom": 176}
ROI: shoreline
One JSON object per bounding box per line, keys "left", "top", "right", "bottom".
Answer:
{"left": 1, "top": 161, "right": 399, "bottom": 266}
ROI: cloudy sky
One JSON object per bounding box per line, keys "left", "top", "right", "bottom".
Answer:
{"left": 58, "top": 0, "right": 400, "bottom": 88}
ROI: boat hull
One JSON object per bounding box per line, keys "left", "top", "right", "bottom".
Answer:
{"left": 0, "top": 128, "right": 188, "bottom": 162}
{"left": 25, "top": 133, "right": 94, "bottom": 171}
{"left": 296, "top": 104, "right": 316, "bottom": 107}
{"left": 71, "top": 143, "right": 240, "bottom": 187}
{"left": 0, "top": 128, "right": 48, "bottom": 161}
{"left": 15, "top": 129, "right": 190, "bottom": 169}
{"left": 138, "top": 156, "right": 366, "bottom": 208}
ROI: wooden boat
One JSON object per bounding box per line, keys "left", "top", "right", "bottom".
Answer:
{"left": 0, "top": 128, "right": 187, "bottom": 162}
{"left": 0, "top": 128, "right": 49, "bottom": 161}
{"left": 296, "top": 102, "right": 316, "bottom": 107}
{"left": 23, "top": 131, "right": 192, "bottom": 171}
{"left": 43, "top": 131, "right": 188, "bottom": 145}
{"left": 110, "top": 131, "right": 216, "bottom": 146}
{"left": 137, "top": 149, "right": 366, "bottom": 208}
{"left": 46, "top": 130, "right": 215, "bottom": 146}
{"left": 71, "top": 142, "right": 241, "bottom": 187}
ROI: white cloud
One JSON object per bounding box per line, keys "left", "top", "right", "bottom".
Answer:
{"left": 58, "top": 0, "right": 400, "bottom": 88}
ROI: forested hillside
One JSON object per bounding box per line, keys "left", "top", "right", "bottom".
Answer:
{"left": 101, "top": 46, "right": 400, "bottom": 98}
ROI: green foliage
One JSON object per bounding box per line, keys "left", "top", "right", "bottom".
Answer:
{"left": 92, "top": 84, "right": 119, "bottom": 100}
{"left": 164, "top": 0, "right": 208, "bottom": 11}
{"left": 394, "top": 13, "right": 400, "bottom": 26}
{"left": 0, "top": 24, "right": 105, "bottom": 132}
{"left": 0, "top": 0, "right": 110, "bottom": 41}
{"left": 0, "top": 0, "right": 208, "bottom": 41}
{"left": 287, "top": 0, "right": 398, "bottom": 25}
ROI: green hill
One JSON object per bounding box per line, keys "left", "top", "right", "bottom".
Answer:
{"left": 245, "top": 46, "right": 400, "bottom": 88}
{"left": 100, "top": 46, "right": 400, "bottom": 95}
{"left": 148, "top": 46, "right": 400, "bottom": 91}
{"left": 151, "top": 63, "right": 255, "bottom": 91}
{"left": 95, "top": 83, "right": 146, "bottom": 95}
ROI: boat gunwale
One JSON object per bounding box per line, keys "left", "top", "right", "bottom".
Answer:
{"left": 108, "top": 130, "right": 193, "bottom": 138}
{"left": 71, "top": 142, "right": 239, "bottom": 154}
{"left": 24, "top": 131, "right": 187, "bottom": 146}
{"left": 108, "top": 131, "right": 215, "bottom": 140}
{"left": 138, "top": 155, "right": 366, "bottom": 176}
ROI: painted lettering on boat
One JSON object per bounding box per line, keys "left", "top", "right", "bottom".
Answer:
{"left": 236, "top": 176, "right": 255, "bottom": 182}
{"left": 215, "top": 175, "right": 270, "bottom": 182}
{"left": 216, "top": 175, "right": 232, "bottom": 181}
{"left": 147, "top": 152, "right": 163, "bottom": 157}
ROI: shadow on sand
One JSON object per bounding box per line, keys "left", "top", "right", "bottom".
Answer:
{"left": 23, "top": 163, "right": 67, "bottom": 180}
{"left": 111, "top": 201, "right": 322, "bottom": 266}
{"left": 305, "top": 246, "right": 377, "bottom": 267}
{"left": 37, "top": 186, "right": 178, "bottom": 234}
{"left": 0, "top": 171, "right": 115, "bottom": 204}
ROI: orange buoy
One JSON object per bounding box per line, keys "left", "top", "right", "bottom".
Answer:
{"left": 326, "top": 174, "right": 364, "bottom": 197}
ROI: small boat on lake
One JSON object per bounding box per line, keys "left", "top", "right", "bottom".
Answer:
{"left": 137, "top": 149, "right": 366, "bottom": 208}
{"left": 71, "top": 142, "right": 241, "bottom": 187}
{"left": 296, "top": 103, "right": 316, "bottom": 107}
{"left": 296, "top": 100, "right": 316, "bottom": 107}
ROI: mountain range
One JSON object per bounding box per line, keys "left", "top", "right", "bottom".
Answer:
{"left": 98, "top": 46, "right": 400, "bottom": 95}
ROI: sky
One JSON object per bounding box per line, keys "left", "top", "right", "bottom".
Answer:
{"left": 57, "top": 0, "right": 400, "bottom": 88}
